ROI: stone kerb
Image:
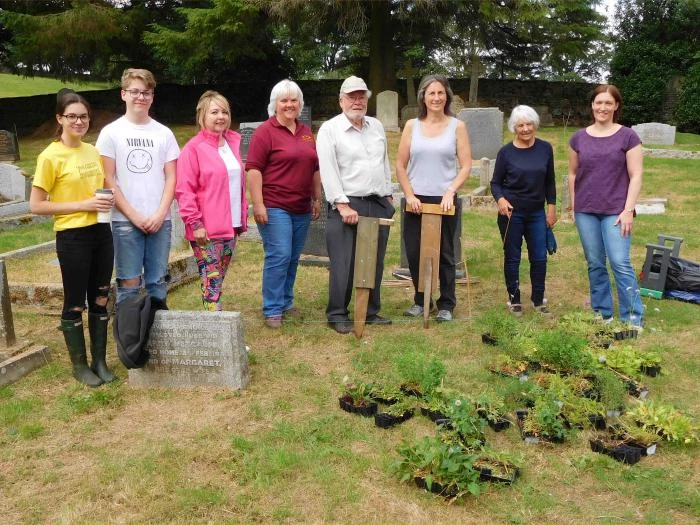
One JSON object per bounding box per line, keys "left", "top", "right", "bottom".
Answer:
{"left": 376, "top": 91, "right": 399, "bottom": 132}
{"left": 128, "top": 310, "right": 249, "bottom": 389}
{"left": 632, "top": 123, "right": 676, "bottom": 146}
{"left": 457, "top": 108, "right": 504, "bottom": 160}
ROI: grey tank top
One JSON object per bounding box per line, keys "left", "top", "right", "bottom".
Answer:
{"left": 407, "top": 117, "right": 459, "bottom": 196}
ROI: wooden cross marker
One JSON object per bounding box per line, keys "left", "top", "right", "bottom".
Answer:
{"left": 353, "top": 216, "right": 394, "bottom": 338}
{"left": 407, "top": 202, "right": 455, "bottom": 328}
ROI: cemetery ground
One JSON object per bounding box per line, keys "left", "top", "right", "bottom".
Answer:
{"left": 1, "top": 127, "right": 699, "bottom": 524}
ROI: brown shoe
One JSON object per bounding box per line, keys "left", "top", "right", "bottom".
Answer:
{"left": 264, "top": 316, "right": 283, "bottom": 328}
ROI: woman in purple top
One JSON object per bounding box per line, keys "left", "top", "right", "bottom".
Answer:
{"left": 246, "top": 79, "right": 322, "bottom": 328}
{"left": 568, "top": 84, "right": 644, "bottom": 327}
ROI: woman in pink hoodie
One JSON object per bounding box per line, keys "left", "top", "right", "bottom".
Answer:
{"left": 176, "top": 91, "right": 247, "bottom": 310}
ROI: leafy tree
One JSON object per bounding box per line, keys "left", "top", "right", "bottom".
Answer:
{"left": 674, "top": 57, "right": 700, "bottom": 133}
{"left": 609, "top": 0, "right": 700, "bottom": 125}
{"left": 144, "top": 0, "right": 290, "bottom": 84}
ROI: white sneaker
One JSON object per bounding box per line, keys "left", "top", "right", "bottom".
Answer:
{"left": 436, "top": 310, "right": 453, "bottom": 322}
{"left": 404, "top": 304, "right": 424, "bottom": 317}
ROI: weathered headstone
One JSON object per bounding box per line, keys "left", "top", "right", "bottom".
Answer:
{"left": 129, "top": 310, "right": 249, "bottom": 389}
{"left": 0, "top": 259, "right": 16, "bottom": 346}
{"left": 631, "top": 123, "right": 676, "bottom": 145}
{"left": 169, "top": 200, "right": 187, "bottom": 249}
{"left": 376, "top": 91, "right": 399, "bottom": 132}
{"left": 457, "top": 108, "right": 504, "bottom": 160}
{"left": 238, "top": 122, "right": 264, "bottom": 162}
{"left": 299, "top": 106, "right": 312, "bottom": 129}
{"left": 0, "top": 163, "right": 26, "bottom": 201}
{"left": 0, "top": 130, "right": 19, "bottom": 162}
{"left": 450, "top": 95, "right": 466, "bottom": 115}
{"left": 301, "top": 194, "right": 329, "bottom": 259}
{"left": 400, "top": 105, "right": 419, "bottom": 128}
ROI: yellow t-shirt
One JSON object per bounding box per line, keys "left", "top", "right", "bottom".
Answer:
{"left": 33, "top": 141, "right": 105, "bottom": 231}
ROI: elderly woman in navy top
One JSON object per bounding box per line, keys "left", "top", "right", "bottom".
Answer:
{"left": 246, "top": 79, "right": 322, "bottom": 329}
{"left": 396, "top": 74, "right": 471, "bottom": 322}
{"left": 491, "top": 105, "right": 557, "bottom": 316}
{"left": 568, "top": 84, "right": 644, "bottom": 327}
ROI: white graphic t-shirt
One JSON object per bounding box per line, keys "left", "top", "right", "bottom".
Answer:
{"left": 96, "top": 116, "right": 180, "bottom": 222}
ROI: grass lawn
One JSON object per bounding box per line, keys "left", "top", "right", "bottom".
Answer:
{"left": 1, "top": 127, "right": 698, "bottom": 524}
{"left": 0, "top": 72, "right": 113, "bottom": 98}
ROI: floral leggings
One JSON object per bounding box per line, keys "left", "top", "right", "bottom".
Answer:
{"left": 190, "top": 238, "right": 235, "bottom": 311}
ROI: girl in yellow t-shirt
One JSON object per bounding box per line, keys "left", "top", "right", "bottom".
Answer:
{"left": 30, "top": 90, "right": 116, "bottom": 387}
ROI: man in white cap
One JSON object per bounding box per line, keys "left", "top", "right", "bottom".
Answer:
{"left": 317, "top": 75, "right": 395, "bottom": 334}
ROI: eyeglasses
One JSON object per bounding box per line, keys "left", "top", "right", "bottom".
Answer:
{"left": 124, "top": 89, "right": 154, "bottom": 99}
{"left": 62, "top": 114, "right": 90, "bottom": 123}
{"left": 343, "top": 93, "right": 368, "bottom": 102}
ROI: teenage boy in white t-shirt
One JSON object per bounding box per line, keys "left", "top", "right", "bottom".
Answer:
{"left": 96, "top": 68, "right": 180, "bottom": 308}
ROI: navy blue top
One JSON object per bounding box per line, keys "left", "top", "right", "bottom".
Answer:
{"left": 491, "top": 138, "right": 556, "bottom": 212}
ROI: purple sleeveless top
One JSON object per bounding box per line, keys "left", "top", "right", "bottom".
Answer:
{"left": 569, "top": 126, "right": 641, "bottom": 214}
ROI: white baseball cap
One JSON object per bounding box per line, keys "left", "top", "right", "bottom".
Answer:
{"left": 340, "top": 76, "right": 371, "bottom": 97}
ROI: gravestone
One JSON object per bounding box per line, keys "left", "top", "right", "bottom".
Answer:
{"left": 129, "top": 310, "right": 249, "bottom": 389}
{"left": 534, "top": 105, "right": 554, "bottom": 127}
{"left": 169, "top": 200, "right": 187, "bottom": 249}
{"left": 631, "top": 123, "right": 676, "bottom": 145}
{"left": 0, "top": 163, "right": 26, "bottom": 201}
{"left": 376, "top": 91, "right": 399, "bottom": 132}
{"left": 0, "top": 130, "right": 19, "bottom": 162}
{"left": 301, "top": 195, "right": 329, "bottom": 259}
{"left": 400, "top": 105, "right": 419, "bottom": 127}
{"left": 450, "top": 95, "right": 466, "bottom": 115}
{"left": 299, "top": 106, "right": 312, "bottom": 129}
{"left": 238, "top": 122, "right": 264, "bottom": 162}
{"left": 0, "top": 260, "right": 16, "bottom": 347}
{"left": 457, "top": 108, "right": 504, "bottom": 160}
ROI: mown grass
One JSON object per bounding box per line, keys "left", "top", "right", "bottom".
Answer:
{"left": 0, "top": 72, "right": 112, "bottom": 98}
{"left": 0, "top": 127, "right": 698, "bottom": 524}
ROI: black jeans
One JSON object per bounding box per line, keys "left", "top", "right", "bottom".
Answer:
{"left": 403, "top": 195, "right": 460, "bottom": 311}
{"left": 325, "top": 195, "right": 395, "bottom": 321}
{"left": 56, "top": 223, "right": 114, "bottom": 319}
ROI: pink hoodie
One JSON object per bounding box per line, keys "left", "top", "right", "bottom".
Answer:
{"left": 176, "top": 128, "right": 248, "bottom": 241}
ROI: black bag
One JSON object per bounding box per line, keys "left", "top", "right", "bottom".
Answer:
{"left": 113, "top": 294, "right": 157, "bottom": 369}
{"left": 651, "top": 254, "right": 700, "bottom": 293}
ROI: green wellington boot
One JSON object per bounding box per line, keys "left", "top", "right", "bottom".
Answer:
{"left": 88, "top": 312, "right": 116, "bottom": 383}
{"left": 60, "top": 318, "right": 103, "bottom": 387}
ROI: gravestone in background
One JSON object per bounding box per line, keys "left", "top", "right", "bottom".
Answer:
{"left": 301, "top": 195, "right": 329, "bottom": 258}
{"left": 299, "top": 106, "right": 312, "bottom": 129}
{"left": 238, "top": 122, "right": 264, "bottom": 162}
{"left": 0, "top": 130, "right": 19, "bottom": 162}
{"left": 631, "top": 123, "right": 676, "bottom": 146}
{"left": 0, "top": 260, "right": 16, "bottom": 347}
{"left": 457, "top": 108, "right": 504, "bottom": 160}
{"left": 450, "top": 95, "right": 466, "bottom": 115}
{"left": 0, "top": 163, "right": 26, "bottom": 201}
{"left": 376, "top": 91, "right": 399, "bottom": 132}
{"left": 129, "top": 310, "right": 249, "bottom": 389}
{"left": 400, "top": 105, "right": 419, "bottom": 128}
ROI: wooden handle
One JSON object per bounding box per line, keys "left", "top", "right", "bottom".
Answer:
{"left": 405, "top": 202, "right": 456, "bottom": 216}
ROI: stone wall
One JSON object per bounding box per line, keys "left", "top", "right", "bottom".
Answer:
{"left": 1, "top": 78, "right": 609, "bottom": 136}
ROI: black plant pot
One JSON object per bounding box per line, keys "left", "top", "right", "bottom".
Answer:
{"left": 640, "top": 365, "right": 661, "bottom": 377}
{"left": 589, "top": 439, "right": 642, "bottom": 464}
{"left": 614, "top": 329, "right": 639, "bottom": 341}
{"left": 481, "top": 333, "right": 498, "bottom": 346}
{"left": 421, "top": 407, "right": 448, "bottom": 422}
{"left": 414, "top": 475, "right": 459, "bottom": 498}
{"left": 487, "top": 417, "right": 511, "bottom": 432}
{"left": 338, "top": 396, "right": 377, "bottom": 417}
{"left": 626, "top": 381, "right": 650, "bottom": 399}
{"left": 478, "top": 466, "right": 520, "bottom": 485}
{"left": 374, "top": 410, "right": 414, "bottom": 428}
{"left": 588, "top": 414, "right": 607, "bottom": 430}
{"left": 400, "top": 385, "right": 423, "bottom": 398}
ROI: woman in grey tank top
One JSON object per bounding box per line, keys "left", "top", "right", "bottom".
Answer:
{"left": 396, "top": 74, "right": 472, "bottom": 322}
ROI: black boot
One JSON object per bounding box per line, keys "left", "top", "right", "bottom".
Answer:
{"left": 88, "top": 312, "right": 116, "bottom": 383}
{"left": 60, "top": 318, "right": 103, "bottom": 387}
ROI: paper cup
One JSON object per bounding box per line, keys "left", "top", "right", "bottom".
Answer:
{"left": 95, "top": 189, "right": 113, "bottom": 224}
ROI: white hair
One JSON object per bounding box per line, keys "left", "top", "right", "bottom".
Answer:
{"left": 508, "top": 105, "right": 540, "bottom": 132}
{"left": 267, "top": 79, "right": 304, "bottom": 118}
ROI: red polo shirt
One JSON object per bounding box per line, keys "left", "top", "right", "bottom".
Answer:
{"left": 245, "top": 117, "right": 319, "bottom": 214}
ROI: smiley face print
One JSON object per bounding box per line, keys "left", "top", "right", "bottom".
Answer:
{"left": 126, "top": 149, "right": 154, "bottom": 173}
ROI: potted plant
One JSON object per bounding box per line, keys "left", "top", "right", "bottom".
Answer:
{"left": 474, "top": 449, "right": 522, "bottom": 484}
{"left": 441, "top": 397, "right": 486, "bottom": 449}
{"left": 478, "top": 309, "right": 521, "bottom": 347}
{"left": 368, "top": 383, "right": 402, "bottom": 405}
{"left": 609, "top": 419, "right": 660, "bottom": 456}
{"left": 420, "top": 390, "right": 453, "bottom": 422}
{"left": 395, "top": 351, "right": 446, "bottom": 398}
{"left": 489, "top": 354, "right": 529, "bottom": 378}
{"left": 589, "top": 368, "right": 628, "bottom": 417}
{"left": 473, "top": 392, "right": 511, "bottom": 432}
{"left": 392, "top": 435, "right": 482, "bottom": 499}
{"left": 626, "top": 400, "right": 699, "bottom": 445}
{"left": 520, "top": 395, "right": 571, "bottom": 443}
{"left": 534, "top": 329, "right": 594, "bottom": 374}
{"left": 589, "top": 433, "right": 642, "bottom": 464}
{"left": 338, "top": 377, "right": 377, "bottom": 417}
{"left": 375, "top": 397, "right": 416, "bottom": 428}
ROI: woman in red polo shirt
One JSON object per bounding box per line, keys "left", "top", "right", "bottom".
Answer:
{"left": 246, "top": 80, "right": 322, "bottom": 328}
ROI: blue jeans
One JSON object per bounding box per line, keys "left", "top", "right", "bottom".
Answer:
{"left": 257, "top": 208, "right": 311, "bottom": 317}
{"left": 112, "top": 220, "right": 172, "bottom": 304}
{"left": 497, "top": 209, "right": 547, "bottom": 306}
{"left": 575, "top": 212, "right": 644, "bottom": 325}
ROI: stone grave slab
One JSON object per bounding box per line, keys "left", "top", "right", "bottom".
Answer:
{"left": 129, "top": 310, "right": 249, "bottom": 389}
{"left": 238, "top": 122, "right": 264, "bottom": 162}
{"left": 0, "top": 163, "right": 27, "bottom": 201}
{"left": 632, "top": 123, "right": 676, "bottom": 145}
{"left": 299, "top": 105, "right": 312, "bottom": 129}
{"left": 376, "top": 91, "right": 399, "bottom": 132}
{"left": 400, "top": 105, "right": 418, "bottom": 128}
{"left": 0, "top": 130, "right": 20, "bottom": 162}
{"left": 457, "top": 108, "right": 504, "bottom": 160}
